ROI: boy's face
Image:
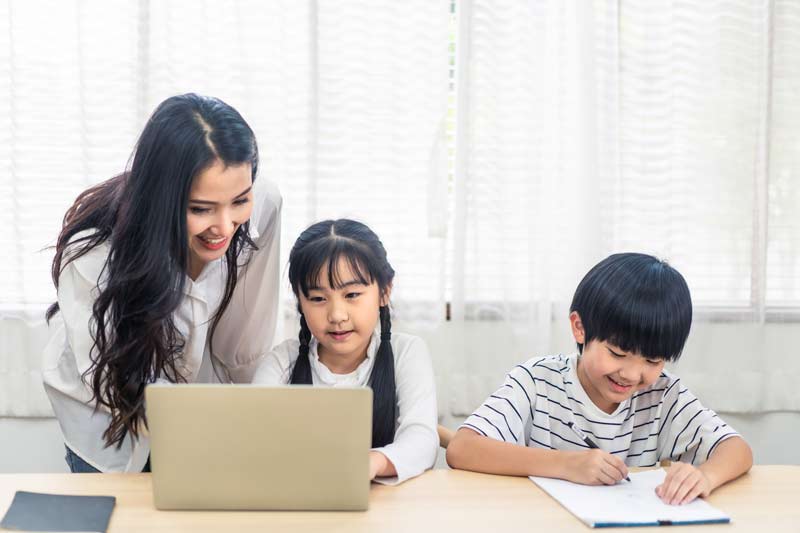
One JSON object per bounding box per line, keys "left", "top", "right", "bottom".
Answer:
{"left": 570, "top": 312, "right": 666, "bottom": 414}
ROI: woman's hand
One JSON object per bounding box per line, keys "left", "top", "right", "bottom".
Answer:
{"left": 655, "top": 462, "right": 712, "bottom": 505}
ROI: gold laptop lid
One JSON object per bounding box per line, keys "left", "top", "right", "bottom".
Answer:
{"left": 145, "top": 385, "right": 372, "bottom": 511}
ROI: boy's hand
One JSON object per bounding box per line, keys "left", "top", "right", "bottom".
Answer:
{"left": 563, "top": 449, "right": 629, "bottom": 485}
{"left": 655, "top": 462, "right": 712, "bottom": 505}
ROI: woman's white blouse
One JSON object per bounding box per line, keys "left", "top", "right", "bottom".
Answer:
{"left": 42, "top": 180, "right": 282, "bottom": 473}
{"left": 252, "top": 331, "right": 439, "bottom": 485}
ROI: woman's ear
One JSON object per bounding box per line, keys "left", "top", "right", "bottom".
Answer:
{"left": 380, "top": 284, "right": 393, "bottom": 307}
{"left": 569, "top": 311, "right": 585, "bottom": 345}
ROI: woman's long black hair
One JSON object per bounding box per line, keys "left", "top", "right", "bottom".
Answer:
{"left": 46, "top": 93, "right": 259, "bottom": 448}
{"left": 288, "top": 219, "right": 397, "bottom": 448}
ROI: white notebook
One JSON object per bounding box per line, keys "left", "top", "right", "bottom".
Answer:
{"left": 530, "top": 469, "right": 730, "bottom": 528}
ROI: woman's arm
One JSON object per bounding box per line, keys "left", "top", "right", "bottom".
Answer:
{"left": 212, "top": 180, "right": 283, "bottom": 382}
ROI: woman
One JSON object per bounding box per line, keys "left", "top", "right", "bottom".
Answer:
{"left": 42, "top": 93, "right": 281, "bottom": 472}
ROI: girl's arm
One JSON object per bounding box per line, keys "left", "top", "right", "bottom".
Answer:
{"left": 212, "top": 180, "right": 283, "bottom": 383}
{"left": 447, "top": 428, "right": 628, "bottom": 484}
{"left": 370, "top": 336, "right": 439, "bottom": 484}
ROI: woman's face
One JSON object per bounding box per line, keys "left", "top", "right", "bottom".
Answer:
{"left": 186, "top": 160, "right": 254, "bottom": 279}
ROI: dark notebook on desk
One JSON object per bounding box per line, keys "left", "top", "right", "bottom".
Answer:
{"left": 1, "top": 491, "right": 115, "bottom": 532}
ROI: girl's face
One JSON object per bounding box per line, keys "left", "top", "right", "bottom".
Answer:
{"left": 570, "top": 312, "right": 666, "bottom": 414}
{"left": 186, "top": 160, "right": 254, "bottom": 279}
{"left": 299, "top": 257, "right": 390, "bottom": 371}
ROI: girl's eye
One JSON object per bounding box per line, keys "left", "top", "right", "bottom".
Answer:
{"left": 190, "top": 207, "right": 210, "bottom": 214}
{"left": 308, "top": 296, "right": 325, "bottom": 303}
{"left": 345, "top": 292, "right": 361, "bottom": 299}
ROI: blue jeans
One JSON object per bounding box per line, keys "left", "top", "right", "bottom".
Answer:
{"left": 64, "top": 445, "right": 151, "bottom": 473}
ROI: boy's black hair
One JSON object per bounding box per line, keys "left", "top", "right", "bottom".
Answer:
{"left": 288, "top": 219, "right": 397, "bottom": 448}
{"left": 570, "top": 253, "right": 692, "bottom": 362}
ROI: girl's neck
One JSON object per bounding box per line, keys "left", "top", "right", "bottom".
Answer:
{"left": 317, "top": 343, "right": 369, "bottom": 375}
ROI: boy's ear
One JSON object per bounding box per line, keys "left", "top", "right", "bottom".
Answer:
{"left": 569, "top": 311, "right": 585, "bottom": 344}
{"left": 380, "top": 284, "right": 393, "bottom": 307}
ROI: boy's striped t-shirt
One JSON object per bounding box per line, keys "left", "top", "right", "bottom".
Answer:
{"left": 461, "top": 354, "right": 738, "bottom": 466}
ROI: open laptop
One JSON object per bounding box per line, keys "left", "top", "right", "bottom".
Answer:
{"left": 145, "top": 384, "right": 372, "bottom": 511}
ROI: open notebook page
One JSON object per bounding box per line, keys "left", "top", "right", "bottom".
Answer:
{"left": 530, "top": 468, "right": 730, "bottom": 528}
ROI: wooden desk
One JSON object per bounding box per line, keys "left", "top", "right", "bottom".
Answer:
{"left": 1, "top": 467, "right": 797, "bottom": 532}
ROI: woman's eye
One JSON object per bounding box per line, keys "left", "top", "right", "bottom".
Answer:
{"left": 234, "top": 198, "right": 250, "bottom": 206}
{"left": 190, "top": 207, "right": 210, "bottom": 214}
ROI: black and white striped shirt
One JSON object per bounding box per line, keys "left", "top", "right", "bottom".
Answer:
{"left": 461, "top": 354, "right": 738, "bottom": 466}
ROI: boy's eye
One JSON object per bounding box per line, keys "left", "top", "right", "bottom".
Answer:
{"left": 190, "top": 206, "right": 210, "bottom": 214}
{"left": 646, "top": 359, "right": 661, "bottom": 365}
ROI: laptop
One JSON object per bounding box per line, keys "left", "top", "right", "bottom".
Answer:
{"left": 145, "top": 384, "right": 372, "bottom": 511}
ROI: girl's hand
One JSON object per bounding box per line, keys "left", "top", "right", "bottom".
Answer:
{"left": 562, "top": 449, "right": 629, "bottom": 485}
{"left": 655, "top": 462, "right": 712, "bottom": 505}
{"left": 369, "top": 451, "right": 388, "bottom": 480}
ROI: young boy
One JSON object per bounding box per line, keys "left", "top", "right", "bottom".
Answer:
{"left": 446, "top": 253, "right": 752, "bottom": 505}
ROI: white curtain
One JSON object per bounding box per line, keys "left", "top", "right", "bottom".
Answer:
{"left": 2, "top": 1, "right": 798, "bottom": 418}
{"left": 0, "top": 0, "right": 451, "bottom": 416}
{"left": 449, "top": 0, "right": 800, "bottom": 415}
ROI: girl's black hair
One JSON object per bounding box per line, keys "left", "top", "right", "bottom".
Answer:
{"left": 46, "top": 93, "right": 259, "bottom": 448}
{"left": 569, "top": 253, "right": 692, "bottom": 361}
{"left": 288, "top": 219, "right": 397, "bottom": 448}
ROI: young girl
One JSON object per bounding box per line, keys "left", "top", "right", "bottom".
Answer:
{"left": 43, "top": 94, "right": 282, "bottom": 473}
{"left": 253, "top": 219, "right": 438, "bottom": 484}
{"left": 447, "top": 253, "right": 752, "bottom": 505}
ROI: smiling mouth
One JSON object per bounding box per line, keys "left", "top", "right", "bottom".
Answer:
{"left": 328, "top": 330, "right": 353, "bottom": 341}
{"left": 607, "top": 376, "right": 634, "bottom": 392}
{"left": 197, "top": 234, "right": 228, "bottom": 251}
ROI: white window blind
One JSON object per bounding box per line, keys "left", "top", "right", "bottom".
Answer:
{"left": 766, "top": 0, "right": 800, "bottom": 310}
{"left": 0, "top": 1, "right": 451, "bottom": 329}
{"left": 0, "top": 0, "right": 798, "bottom": 321}
{"left": 452, "top": 0, "right": 798, "bottom": 321}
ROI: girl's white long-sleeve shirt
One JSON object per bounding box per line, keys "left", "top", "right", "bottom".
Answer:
{"left": 252, "top": 331, "right": 439, "bottom": 485}
{"left": 42, "top": 180, "right": 282, "bottom": 473}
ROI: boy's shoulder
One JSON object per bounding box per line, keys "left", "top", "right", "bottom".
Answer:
{"left": 514, "top": 353, "right": 573, "bottom": 374}
{"left": 507, "top": 354, "right": 574, "bottom": 386}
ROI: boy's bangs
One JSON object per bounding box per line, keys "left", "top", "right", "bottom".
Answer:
{"left": 601, "top": 291, "right": 691, "bottom": 361}
{"left": 296, "top": 239, "right": 375, "bottom": 296}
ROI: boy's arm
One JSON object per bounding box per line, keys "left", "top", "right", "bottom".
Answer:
{"left": 447, "top": 427, "right": 628, "bottom": 485}
{"left": 700, "top": 436, "right": 753, "bottom": 489}
{"left": 657, "top": 436, "right": 752, "bottom": 505}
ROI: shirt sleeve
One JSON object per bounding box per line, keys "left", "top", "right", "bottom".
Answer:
{"left": 210, "top": 180, "right": 283, "bottom": 383}
{"left": 372, "top": 337, "right": 439, "bottom": 485}
{"left": 460, "top": 364, "right": 536, "bottom": 446}
{"left": 656, "top": 379, "right": 740, "bottom": 465}
{"left": 54, "top": 244, "right": 111, "bottom": 411}
{"left": 251, "top": 341, "right": 294, "bottom": 385}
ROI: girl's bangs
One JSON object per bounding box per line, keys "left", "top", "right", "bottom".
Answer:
{"left": 296, "top": 239, "right": 376, "bottom": 296}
